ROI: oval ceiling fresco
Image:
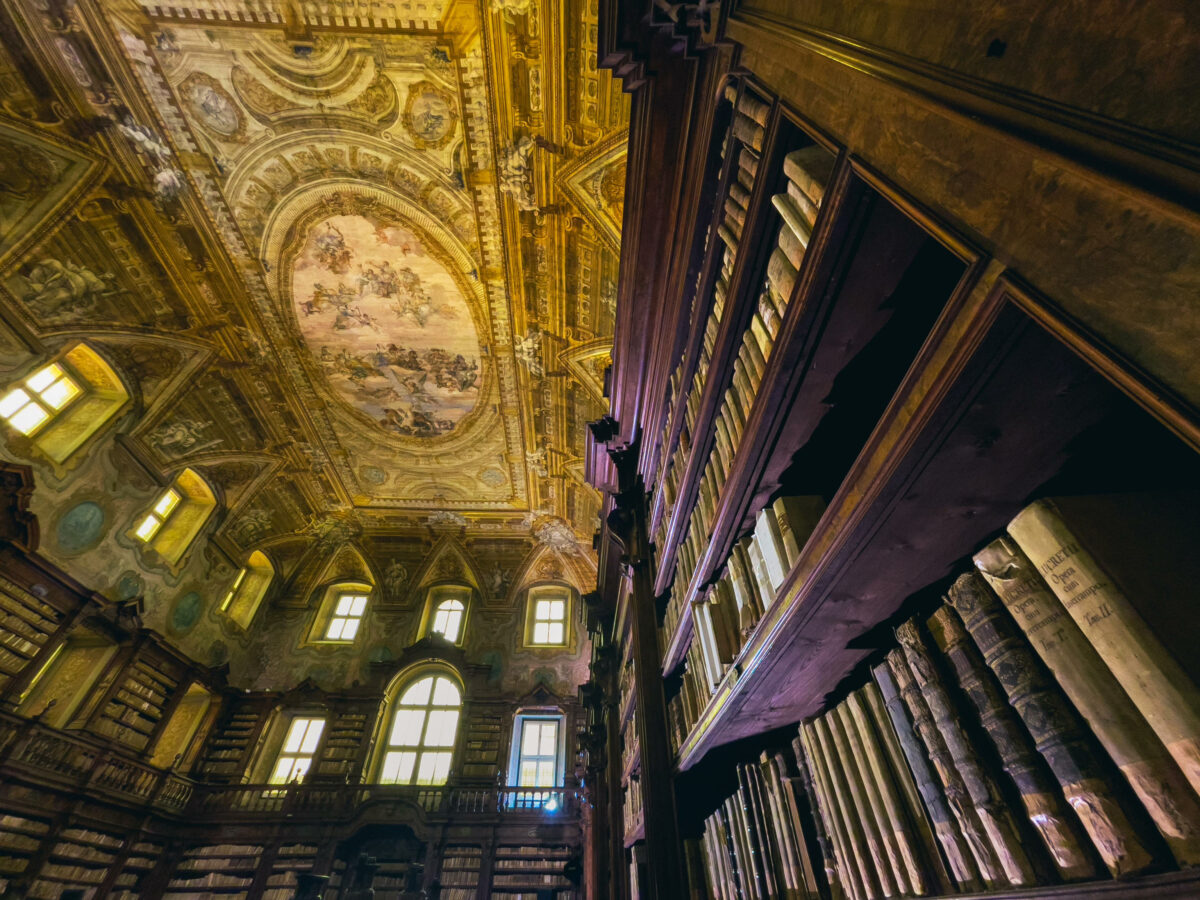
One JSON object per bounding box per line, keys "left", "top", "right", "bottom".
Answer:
{"left": 291, "top": 213, "right": 481, "bottom": 438}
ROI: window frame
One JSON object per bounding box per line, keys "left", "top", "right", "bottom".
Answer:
{"left": 0, "top": 344, "right": 130, "bottom": 465}
{"left": 306, "top": 581, "right": 373, "bottom": 646}
{"left": 422, "top": 584, "right": 471, "bottom": 645}
{"left": 374, "top": 670, "right": 463, "bottom": 787}
{"left": 268, "top": 715, "right": 327, "bottom": 786}
{"left": 127, "top": 467, "right": 217, "bottom": 568}
{"left": 219, "top": 551, "right": 275, "bottom": 630}
{"left": 506, "top": 708, "right": 567, "bottom": 810}
{"left": 523, "top": 585, "right": 572, "bottom": 648}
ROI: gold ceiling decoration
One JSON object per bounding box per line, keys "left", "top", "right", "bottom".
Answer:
{"left": 0, "top": 0, "right": 628, "bottom": 558}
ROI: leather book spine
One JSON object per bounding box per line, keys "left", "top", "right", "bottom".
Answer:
{"left": 801, "top": 722, "right": 867, "bottom": 900}
{"left": 794, "top": 734, "right": 846, "bottom": 899}
{"left": 927, "top": 603, "right": 1096, "bottom": 881}
{"left": 947, "top": 571, "right": 1156, "bottom": 877}
{"left": 813, "top": 716, "right": 884, "bottom": 898}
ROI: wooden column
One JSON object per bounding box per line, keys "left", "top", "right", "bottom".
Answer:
{"left": 606, "top": 443, "right": 684, "bottom": 898}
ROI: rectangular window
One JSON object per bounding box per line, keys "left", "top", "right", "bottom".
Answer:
{"left": 325, "top": 593, "right": 368, "bottom": 641}
{"left": 270, "top": 717, "right": 324, "bottom": 785}
{"left": 516, "top": 718, "right": 560, "bottom": 787}
{"left": 221, "top": 567, "right": 247, "bottom": 611}
{"left": 135, "top": 488, "right": 180, "bottom": 542}
{"left": 531, "top": 597, "right": 566, "bottom": 645}
{"left": 0, "top": 363, "right": 81, "bottom": 436}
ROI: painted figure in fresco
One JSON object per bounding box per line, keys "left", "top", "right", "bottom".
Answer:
{"left": 313, "top": 221, "right": 353, "bottom": 273}
{"left": 13, "top": 258, "right": 118, "bottom": 315}
{"left": 148, "top": 417, "right": 223, "bottom": 455}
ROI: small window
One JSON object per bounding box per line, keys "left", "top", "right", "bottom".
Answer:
{"left": 270, "top": 717, "right": 325, "bottom": 784}
{"left": 378, "top": 674, "right": 461, "bottom": 786}
{"left": 129, "top": 467, "right": 216, "bottom": 566}
{"left": 325, "top": 592, "right": 368, "bottom": 641}
{"left": 526, "top": 586, "right": 570, "bottom": 647}
{"left": 220, "top": 551, "right": 274, "bottom": 629}
{"left": 431, "top": 598, "right": 465, "bottom": 642}
{"left": 0, "top": 344, "right": 129, "bottom": 464}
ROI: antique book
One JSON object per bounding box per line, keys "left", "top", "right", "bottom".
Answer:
{"left": 744, "top": 536, "right": 777, "bottom": 611}
{"left": 731, "top": 363, "right": 756, "bottom": 422}
{"left": 927, "top": 604, "right": 1096, "bottom": 880}
{"left": 717, "top": 222, "right": 738, "bottom": 251}
{"left": 946, "top": 571, "right": 1156, "bottom": 877}
{"left": 729, "top": 541, "right": 763, "bottom": 633}
{"left": 802, "top": 720, "right": 874, "bottom": 900}
{"left": 771, "top": 194, "right": 813, "bottom": 251}
{"left": 757, "top": 291, "right": 782, "bottom": 341}
{"left": 737, "top": 91, "right": 771, "bottom": 126}
{"left": 738, "top": 147, "right": 760, "bottom": 181}
{"left": 861, "top": 678, "right": 957, "bottom": 893}
{"left": 896, "top": 620, "right": 1035, "bottom": 887}
{"left": 724, "top": 196, "right": 747, "bottom": 228}
{"left": 886, "top": 648, "right": 1000, "bottom": 887}
{"left": 710, "top": 578, "right": 742, "bottom": 665}
{"left": 975, "top": 537, "right": 1200, "bottom": 865}
{"left": 767, "top": 247, "right": 800, "bottom": 305}
{"left": 752, "top": 505, "right": 789, "bottom": 593}
{"left": 845, "top": 689, "right": 929, "bottom": 894}
{"left": 815, "top": 714, "right": 885, "bottom": 898}
{"left": 778, "top": 218, "right": 807, "bottom": 269}
{"left": 739, "top": 763, "right": 776, "bottom": 898}
{"left": 713, "top": 415, "right": 735, "bottom": 477}
{"left": 761, "top": 750, "right": 812, "bottom": 897}
{"left": 742, "top": 330, "right": 768, "bottom": 383}
{"left": 729, "top": 180, "right": 752, "bottom": 213}
{"left": 732, "top": 113, "right": 765, "bottom": 152}
{"left": 783, "top": 145, "right": 835, "bottom": 207}
{"left": 749, "top": 312, "right": 774, "bottom": 363}
{"left": 831, "top": 703, "right": 908, "bottom": 895}
{"left": 785, "top": 179, "right": 820, "bottom": 229}
{"left": 1008, "top": 498, "right": 1200, "bottom": 797}
{"left": 771, "top": 495, "right": 825, "bottom": 570}
{"left": 793, "top": 735, "right": 845, "bottom": 899}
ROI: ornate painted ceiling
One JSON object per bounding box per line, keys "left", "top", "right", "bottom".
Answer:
{"left": 0, "top": 0, "right": 628, "bottom": 550}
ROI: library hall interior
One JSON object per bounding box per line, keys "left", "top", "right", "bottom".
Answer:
{"left": 0, "top": 0, "right": 1198, "bottom": 898}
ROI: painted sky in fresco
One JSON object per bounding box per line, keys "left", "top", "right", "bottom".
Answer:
{"left": 292, "top": 214, "right": 481, "bottom": 437}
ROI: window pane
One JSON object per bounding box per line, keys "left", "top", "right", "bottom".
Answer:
{"left": 400, "top": 677, "right": 433, "bottom": 707}
{"left": 0, "top": 388, "right": 30, "bottom": 418}
{"left": 533, "top": 622, "right": 549, "bottom": 644}
{"left": 519, "top": 760, "right": 538, "bottom": 786}
{"left": 153, "top": 489, "right": 180, "bottom": 517}
{"left": 336, "top": 594, "right": 354, "bottom": 615}
{"left": 340, "top": 617, "right": 360, "bottom": 640}
{"left": 134, "top": 514, "right": 161, "bottom": 541}
{"left": 325, "top": 618, "right": 345, "bottom": 640}
{"left": 270, "top": 757, "right": 295, "bottom": 784}
{"left": 290, "top": 757, "right": 311, "bottom": 780}
{"left": 536, "top": 599, "right": 552, "bottom": 620}
{"left": 389, "top": 709, "right": 426, "bottom": 746}
{"left": 25, "top": 365, "right": 61, "bottom": 393}
{"left": 40, "top": 375, "right": 79, "bottom": 410}
{"left": 548, "top": 623, "right": 564, "bottom": 644}
{"left": 548, "top": 600, "right": 565, "bottom": 620}
{"left": 424, "top": 710, "right": 458, "bottom": 747}
{"left": 349, "top": 594, "right": 367, "bottom": 615}
{"left": 417, "top": 751, "right": 452, "bottom": 785}
{"left": 522, "top": 722, "right": 541, "bottom": 756}
{"left": 299, "top": 719, "right": 324, "bottom": 753}
{"left": 536, "top": 760, "right": 555, "bottom": 786}
{"left": 431, "top": 677, "right": 460, "bottom": 706}
{"left": 381, "top": 750, "right": 416, "bottom": 784}
{"left": 8, "top": 402, "right": 48, "bottom": 435}
{"left": 539, "top": 722, "right": 558, "bottom": 756}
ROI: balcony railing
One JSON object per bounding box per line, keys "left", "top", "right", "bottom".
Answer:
{"left": 0, "top": 712, "right": 579, "bottom": 825}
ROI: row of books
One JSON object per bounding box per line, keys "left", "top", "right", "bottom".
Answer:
{"left": 667, "top": 497, "right": 826, "bottom": 747}
{"left": 653, "top": 86, "right": 768, "bottom": 555}
{"left": 624, "top": 775, "right": 644, "bottom": 841}
{"left": 699, "top": 748, "right": 822, "bottom": 900}
{"left": 788, "top": 497, "right": 1200, "bottom": 899}
{"left": 661, "top": 143, "right": 834, "bottom": 644}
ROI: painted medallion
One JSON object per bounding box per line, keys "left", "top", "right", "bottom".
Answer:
{"left": 291, "top": 214, "right": 481, "bottom": 437}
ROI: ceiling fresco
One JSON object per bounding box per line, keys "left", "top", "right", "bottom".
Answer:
{"left": 291, "top": 213, "right": 483, "bottom": 438}
{"left": 0, "top": 0, "right": 628, "bottom": 683}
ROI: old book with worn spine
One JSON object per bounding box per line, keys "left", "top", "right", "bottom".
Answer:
{"left": 770, "top": 194, "right": 813, "bottom": 251}
{"left": 886, "top": 648, "right": 1000, "bottom": 887}
{"left": 862, "top": 677, "right": 958, "bottom": 893}
{"left": 753, "top": 505, "right": 788, "bottom": 593}
{"left": 1008, "top": 499, "right": 1200, "bottom": 799}
{"left": 927, "top": 603, "right": 1096, "bottom": 880}
{"left": 975, "top": 536, "right": 1200, "bottom": 865}
{"left": 801, "top": 721, "right": 870, "bottom": 900}
{"left": 946, "top": 571, "right": 1156, "bottom": 877}
{"left": 793, "top": 734, "right": 845, "bottom": 899}
{"left": 897, "top": 622, "right": 1035, "bottom": 887}
{"left": 783, "top": 145, "right": 835, "bottom": 207}
{"left": 772, "top": 496, "right": 825, "bottom": 570}
{"left": 831, "top": 702, "right": 910, "bottom": 894}
{"left": 845, "top": 689, "right": 930, "bottom": 894}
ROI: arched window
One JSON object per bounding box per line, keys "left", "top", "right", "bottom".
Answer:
{"left": 220, "top": 551, "right": 274, "bottom": 629}
{"left": 423, "top": 585, "right": 470, "bottom": 645}
{"left": 0, "top": 344, "right": 128, "bottom": 463}
{"left": 377, "top": 673, "right": 461, "bottom": 785}
{"left": 130, "top": 468, "right": 216, "bottom": 566}
{"left": 524, "top": 585, "right": 571, "bottom": 647}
